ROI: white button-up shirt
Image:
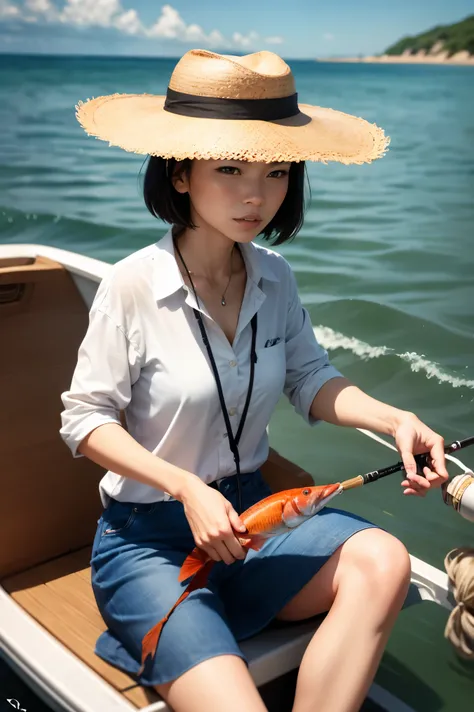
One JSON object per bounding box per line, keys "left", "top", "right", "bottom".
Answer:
{"left": 59, "top": 228, "right": 342, "bottom": 506}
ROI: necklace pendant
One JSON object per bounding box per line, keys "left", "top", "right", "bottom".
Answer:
{"left": 221, "top": 297, "right": 226, "bottom": 306}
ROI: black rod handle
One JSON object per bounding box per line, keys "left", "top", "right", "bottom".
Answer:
{"left": 360, "top": 436, "right": 474, "bottom": 486}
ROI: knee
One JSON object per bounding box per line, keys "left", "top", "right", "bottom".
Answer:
{"left": 342, "top": 529, "right": 411, "bottom": 600}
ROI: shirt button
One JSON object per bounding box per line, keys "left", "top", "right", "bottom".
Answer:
{"left": 229, "top": 360, "right": 237, "bottom": 367}
{"left": 228, "top": 407, "right": 237, "bottom": 416}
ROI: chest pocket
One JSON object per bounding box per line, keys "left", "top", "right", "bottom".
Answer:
{"left": 255, "top": 341, "right": 286, "bottom": 399}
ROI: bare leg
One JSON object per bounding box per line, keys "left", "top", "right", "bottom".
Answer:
{"left": 154, "top": 654, "right": 267, "bottom": 712}
{"left": 275, "top": 529, "right": 411, "bottom": 712}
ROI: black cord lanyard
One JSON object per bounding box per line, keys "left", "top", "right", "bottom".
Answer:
{"left": 174, "top": 239, "right": 257, "bottom": 514}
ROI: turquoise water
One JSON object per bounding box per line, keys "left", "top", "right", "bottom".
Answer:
{"left": 0, "top": 54, "right": 473, "bottom": 710}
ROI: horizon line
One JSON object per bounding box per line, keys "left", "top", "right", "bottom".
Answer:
{"left": 0, "top": 50, "right": 341, "bottom": 62}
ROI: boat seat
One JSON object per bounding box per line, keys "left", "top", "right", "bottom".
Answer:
{"left": 0, "top": 253, "right": 318, "bottom": 708}
{"left": 1, "top": 547, "right": 166, "bottom": 707}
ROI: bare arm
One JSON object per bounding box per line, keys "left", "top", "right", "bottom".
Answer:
{"left": 310, "top": 377, "right": 409, "bottom": 436}
{"left": 78, "top": 422, "right": 199, "bottom": 502}
{"left": 79, "top": 422, "right": 249, "bottom": 563}
{"left": 309, "top": 377, "right": 448, "bottom": 496}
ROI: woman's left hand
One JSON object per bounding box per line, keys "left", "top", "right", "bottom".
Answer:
{"left": 394, "top": 415, "right": 449, "bottom": 497}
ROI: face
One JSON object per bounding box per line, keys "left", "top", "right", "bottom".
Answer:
{"left": 172, "top": 158, "right": 291, "bottom": 244}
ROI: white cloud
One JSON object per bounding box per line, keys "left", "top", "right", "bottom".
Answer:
{"left": 323, "top": 33, "right": 334, "bottom": 41}
{"left": 208, "top": 28, "right": 225, "bottom": 46}
{"left": 147, "top": 5, "right": 245, "bottom": 49}
{"left": 60, "top": 0, "right": 121, "bottom": 28}
{"left": 147, "top": 4, "right": 184, "bottom": 39}
{"left": 0, "top": 0, "right": 20, "bottom": 18}
{"left": 232, "top": 30, "right": 261, "bottom": 48}
{"left": 1, "top": 2, "right": 284, "bottom": 51}
{"left": 113, "top": 8, "right": 143, "bottom": 36}
{"left": 25, "top": 0, "right": 58, "bottom": 21}
{"left": 265, "top": 36, "right": 284, "bottom": 45}
{"left": 26, "top": 0, "right": 50, "bottom": 12}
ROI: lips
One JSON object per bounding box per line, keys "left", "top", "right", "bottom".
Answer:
{"left": 233, "top": 217, "right": 262, "bottom": 224}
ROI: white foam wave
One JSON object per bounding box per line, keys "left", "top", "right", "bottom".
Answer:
{"left": 313, "top": 325, "right": 474, "bottom": 390}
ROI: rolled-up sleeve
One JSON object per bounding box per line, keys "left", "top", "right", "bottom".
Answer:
{"left": 283, "top": 265, "right": 343, "bottom": 425}
{"left": 59, "top": 278, "right": 143, "bottom": 458}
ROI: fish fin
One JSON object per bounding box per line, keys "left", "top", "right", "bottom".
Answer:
{"left": 178, "top": 547, "right": 209, "bottom": 582}
{"left": 187, "top": 559, "right": 215, "bottom": 591}
{"left": 245, "top": 535, "right": 266, "bottom": 552}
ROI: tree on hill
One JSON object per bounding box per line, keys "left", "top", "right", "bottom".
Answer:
{"left": 385, "top": 14, "right": 474, "bottom": 56}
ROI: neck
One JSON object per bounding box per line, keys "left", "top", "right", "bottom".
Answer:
{"left": 173, "top": 226, "right": 238, "bottom": 281}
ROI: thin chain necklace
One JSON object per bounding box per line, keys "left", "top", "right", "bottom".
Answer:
{"left": 177, "top": 242, "right": 235, "bottom": 307}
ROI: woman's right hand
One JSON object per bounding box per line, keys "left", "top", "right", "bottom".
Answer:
{"left": 179, "top": 476, "right": 249, "bottom": 565}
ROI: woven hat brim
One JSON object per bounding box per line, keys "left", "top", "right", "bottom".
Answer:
{"left": 76, "top": 93, "right": 390, "bottom": 165}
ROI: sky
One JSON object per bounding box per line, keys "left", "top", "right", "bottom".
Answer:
{"left": 0, "top": 0, "right": 472, "bottom": 59}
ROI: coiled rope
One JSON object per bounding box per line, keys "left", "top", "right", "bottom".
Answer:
{"left": 444, "top": 547, "right": 474, "bottom": 660}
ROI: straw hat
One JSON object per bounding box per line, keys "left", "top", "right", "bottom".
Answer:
{"left": 76, "top": 48, "right": 389, "bottom": 165}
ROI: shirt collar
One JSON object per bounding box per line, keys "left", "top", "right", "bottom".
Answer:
{"left": 152, "top": 227, "right": 278, "bottom": 302}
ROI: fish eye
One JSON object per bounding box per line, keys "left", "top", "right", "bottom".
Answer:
{"left": 302, "top": 489, "right": 310, "bottom": 495}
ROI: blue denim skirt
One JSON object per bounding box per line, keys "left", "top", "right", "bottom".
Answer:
{"left": 90, "top": 469, "right": 378, "bottom": 687}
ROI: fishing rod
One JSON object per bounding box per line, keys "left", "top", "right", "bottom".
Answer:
{"left": 341, "top": 435, "right": 474, "bottom": 491}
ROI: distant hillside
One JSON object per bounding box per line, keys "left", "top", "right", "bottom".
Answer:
{"left": 385, "top": 14, "right": 474, "bottom": 57}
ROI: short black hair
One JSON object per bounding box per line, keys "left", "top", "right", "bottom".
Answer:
{"left": 141, "top": 156, "right": 310, "bottom": 246}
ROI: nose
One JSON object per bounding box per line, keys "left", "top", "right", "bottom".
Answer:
{"left": 240, "top": 173, "right": 267, "bottom": 207}
{"left": 244, "top": 190, "right": 264, "bottom": 206}
{"left": 244, "top": 191, "right": 264, "bottom": 207}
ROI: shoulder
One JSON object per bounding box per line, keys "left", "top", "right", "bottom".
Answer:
{"left": 251, "top": 241, "right": 294, "bottom": 285}
{"left": 111, "top": 242, "right": 158, "bottom": 290}
{"left": 95, "top": 242, "right": 158, "bottom": 313}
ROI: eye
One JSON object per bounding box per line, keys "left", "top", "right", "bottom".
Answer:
{"left": 216, "top": 166, "right": 289, "bottom": 178}
{"left": 302, "top": 489, "right": 310, "bottom": 495}
{"left": 217, "top": 166, "right": 240, "bottom": 175}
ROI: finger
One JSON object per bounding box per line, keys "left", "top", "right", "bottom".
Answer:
{"left": 401, "top": 479, "right": 428, "bottom": 495}
{"left": 201, "top": 544, "right": 222, "bottom": 563}
{"left": 227, "top": 506, "right": 247, "bottom": 533}
{"left": 404, "top": 472, "right": 430, "bottom": 489}
{"left": 403, "top": 486, "right": 426, "bottom": 497}
{"left": 223, "top": 529, "right": 248, "bottom": 560}
{"left": 423, "top": 466, "right": 441, "bottom": 483}
{"left": 423, "top": 468, "right": 447, "bottom": 488}
{"left": 424, "top": 464, "right": 448, "bottom": 482}
{"left": 429, "top": 436, "right": 449, "bottom": 478}
{"left": 213, "top": 540, "right": 237, "bottom": 565}
{"left": 400, "top": 448, "right": 418, "bottom": 481}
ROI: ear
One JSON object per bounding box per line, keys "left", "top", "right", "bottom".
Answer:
{"left": 171, "top": 161, "right": 189, "bottom": 194}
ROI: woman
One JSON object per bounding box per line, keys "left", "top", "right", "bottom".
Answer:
{"left": 60, "top": 49, "right": 449, "bottom": 712}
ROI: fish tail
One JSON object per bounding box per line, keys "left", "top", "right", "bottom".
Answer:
{"left": 178, "top": 547, "right": 210, "bottom": 582}
{"left": 138, "top": 560, "right": 216, "bottom": 675}
{"left": 138, "top": 581, "right": 197, "bottom": 676}
{"left": 138, "top": 616, "right": 167, "bottom": 677}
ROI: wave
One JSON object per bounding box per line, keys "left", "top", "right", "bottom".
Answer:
{"left": 314, "top": 325, "right": 474, "bottom": 390}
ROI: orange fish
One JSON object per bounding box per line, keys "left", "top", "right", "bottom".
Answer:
{"left": 138, "top": 482, "right": 342, "bottom": 675}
